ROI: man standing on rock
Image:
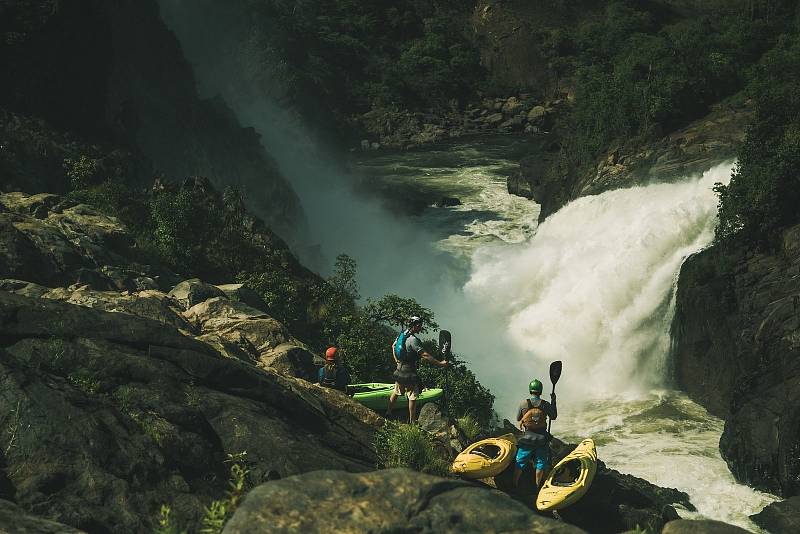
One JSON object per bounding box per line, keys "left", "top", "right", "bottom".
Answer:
{"left": 386, "top": 316, "right": 448, "bottom": 424}
{"left": 515, "top": 378, "right": 557, "bottom": 489}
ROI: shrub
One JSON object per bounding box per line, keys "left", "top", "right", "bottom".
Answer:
{"left": 715, "top": 31, "right": 800, "bottom": 243}
{"left": 374, "top": 421, "right": 449, "bottom": 476}
{"left": 456, "top": 414, "right": 482, "bottom": 443}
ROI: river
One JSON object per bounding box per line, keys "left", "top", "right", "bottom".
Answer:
{"left": 352, "top": 136, "right": 777, "bottom": 531}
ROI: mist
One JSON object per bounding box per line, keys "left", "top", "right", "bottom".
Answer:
{"left": 156, "top": 1, "right": 731, "bottom": 421}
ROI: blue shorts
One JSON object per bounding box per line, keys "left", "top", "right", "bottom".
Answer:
{"left": 516, "top": 443, "right": 549, "bottom": 471}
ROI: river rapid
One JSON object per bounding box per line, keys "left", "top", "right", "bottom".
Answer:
{"left": 353, "top": 136, "right": 777, "bottom": 531}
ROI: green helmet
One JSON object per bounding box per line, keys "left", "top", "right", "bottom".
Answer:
{"left": 528, "top": 379, "right": 543, "bottom": 395}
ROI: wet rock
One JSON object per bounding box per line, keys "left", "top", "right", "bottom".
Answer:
{"left": 672, "top": 223, "right": 800, "bottom": 495}
{"left": 502, "top": 96, "right": 522, "bottom": 114}
{"left": 750, "top": 496, "right": 800, "bottom": 533}
{"left": 223, "top": 469, "right": 585, "bottom": 534}
{"left": 168, "top": 278, "right": 227, "bottom": 310}
{"left": 486, "top": 112, "right": 504, "bottom": 124}
{"left": 662, "top": 519, "right": 751, "bottom": 534}
{"left": 434, "top": 196, "right": 462, "bottom": 207}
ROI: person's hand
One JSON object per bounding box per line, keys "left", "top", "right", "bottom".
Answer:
{"left": 441, "top": 360, "right": 449, "bottom": 368}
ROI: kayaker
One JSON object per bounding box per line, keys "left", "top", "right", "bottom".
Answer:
{"left": 386, "top": 316, "right": 448, "bottom": 424}
{"left": 318, "top": 346, "right": 350, "bottom": 392}
{"left": 514, "top": 378, "right": 557, "bottom": 489}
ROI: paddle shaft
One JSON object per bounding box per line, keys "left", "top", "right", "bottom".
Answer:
{"left": 548, "top": 361, "right": 562, "bottom": 433}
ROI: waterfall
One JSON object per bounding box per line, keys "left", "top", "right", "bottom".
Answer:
{"left": 463, "top": 162, "right": 733, "bottom": 410}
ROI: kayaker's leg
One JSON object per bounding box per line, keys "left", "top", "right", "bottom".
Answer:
{"left": 513, "top": 447, "right": 531, "bottom": 487}
{"left": 407, "top": 384, "right": 420, "bottom": 424}
{"left": 534, "top": 443, "right": 549, "bottom": 488}
{"left": 386, "top": 383, "right": 401, "bottom": 418}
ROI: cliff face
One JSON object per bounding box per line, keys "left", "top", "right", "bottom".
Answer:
{"left": 0, "top": 0, "right": 301, "bottom": 238}
{"left": 509, "top": 101, "right": 752, "bottom": 221}
{"left": 671, "top": 225, "right": 800, "bottom": 496}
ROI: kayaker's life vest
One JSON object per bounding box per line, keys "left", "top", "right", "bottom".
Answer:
{"left": 321, "top": 364, "right": 338, "bottom": 388}
{"left": 521, "top": 398, "right": 548, "bottom": 431}
{"left": 393, "top": 329, "right": 418, "bottom": 364}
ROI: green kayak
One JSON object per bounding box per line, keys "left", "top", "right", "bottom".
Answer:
{"left": 347, "top": 383, "right": 443, "bottom": 411}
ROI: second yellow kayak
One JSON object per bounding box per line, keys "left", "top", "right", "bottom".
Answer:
{"left": 451, "top": 433, "right": 516, "bottom": 479}
{"left": 536, "top": 438, "right": 597, "bottom": 511}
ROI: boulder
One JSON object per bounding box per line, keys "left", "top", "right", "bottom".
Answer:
{"left": 528, "top": 105, "right": 547, "bottom": 122}
{"left": 168, "top": 278, "right": 227, "bottom": 310}
{"left": 42, "top": 286, "right": 194, "bottom": 332}
{"left": 434, "top": 196, "right": 462, "bottom": 208}
{"left": 502, "top": 96, "right": 522, "bottom": 114}
{"left": 750, "top": 496, "right": 800, "bottom": 533}
{"left": 184, "top": 297, "right": 319, "bottom": 379}
{"left": 222, "top": 469, "right": 586, "bottom": 534}
{"left": 0, "top": 499, "right": 86, "bottom": 533}
{"left": 216, "top": 283, "right": 269, "bottom": 313}
{"left": 662, "top": 519, "right": 751, "bottom": 534}
{"left": 0, "top": 291, "right": 378, "bottom": 532}
{"left": 485, "top": 112, "right": 504, "bottom": 124}
{"left": 0, "top": 278, "right": 51, "bottom": 298}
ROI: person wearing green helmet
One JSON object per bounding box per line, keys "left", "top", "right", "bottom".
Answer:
{"left": 514, "top": 377, "right": 557, "bottom": 488}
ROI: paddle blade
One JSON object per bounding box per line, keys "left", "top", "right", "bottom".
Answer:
{"left": 550, "top": 360, "right": 563, "bottom": 386}
{"left": 439, "top": 330, "right": 452, "bottom": 359}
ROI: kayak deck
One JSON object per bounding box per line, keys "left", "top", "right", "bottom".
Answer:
{"left": 347, "top": 382, "right": 443, "bottom": 411}
{"left": 536, "top": 438, "right": 597, "bottom": 512}
{"left": 452, "top": 433, "right": 516, "bottom": 479}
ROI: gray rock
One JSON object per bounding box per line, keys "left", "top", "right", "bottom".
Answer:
{"left": 528, "top": 105, "right": 547, "bottom": 122}
{"left": 0, "top": 291, "right": 378, "bottom": 532}
{"left": 0, "top": 499, "right": 86, "bottom": 533}
{"left": 0, "top": 279, "right": 51, "bottom": 298}
{"left": 216, "top": 283, "right": 269, "bottom": 313}
{"left": 485, "top": 112, "right": 504, "bottom": 124}
{"left": 168, "top": 278, "right": 227, "bottom": 310}
{"left": 672, "top": 223, "right": 800, "bottom": 495}
{"left": 751, "top": 496, "right": 800, "bottom": 533}
{"left": 662, "top": 519, "right": 751, "bottom": 534}
{"left": 223, "top": 469, "right": 585, "bottom": 534}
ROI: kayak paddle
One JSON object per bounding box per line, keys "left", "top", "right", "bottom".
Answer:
{"left": 548, "top": 360, "right": 562, "bottom": 433}
{"left": 439, "top": 330, "right": 452, "bottom": 416}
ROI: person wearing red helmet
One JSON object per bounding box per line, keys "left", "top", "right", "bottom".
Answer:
{"left": 318, "top": 346, "right": 350, "bottom": 391}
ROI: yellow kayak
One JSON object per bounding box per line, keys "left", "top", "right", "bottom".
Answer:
{"left": 451, "top": 433, "right": 516, "bottom": 479}
{"left": 536, "top": 438, "right": 597, "bottom": 511}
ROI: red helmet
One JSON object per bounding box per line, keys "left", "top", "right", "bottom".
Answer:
{"left": 325, "top": 347, "right": 338, "bottom": 361}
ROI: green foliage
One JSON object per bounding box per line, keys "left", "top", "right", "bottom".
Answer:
{"left": 456, "top": 414, "right": 481, "bottom": 442}
{"left": 201, "top": 452, "right": 251, "bottom": 534}
{"left": 715, "top": 31, "right": 800, "bottom": 243}
{"left": 417, "top": 351, "right": 495, "bottom": 428}
{"left": 554, "top": 0, "right": 796, "bottom": 170}
{"left": 67, "top": 369, "right": 100, "bottom": 395}
{"left": 236, "top": 268, "right": 305, "bottom": 330}
{"left": 63, "top": 155, "right": 98, "bottom": 190}
{"left": 374, "top": 421, "right": 449, "bottom": 476}
{"left": 154, "top": 504, "right": 186, "bottom": 534}
{"left": 231, "top": 0, "right": 483, "bottom": 120}
{"left": 363, "top": 294, "right": 438, "bottom": 332}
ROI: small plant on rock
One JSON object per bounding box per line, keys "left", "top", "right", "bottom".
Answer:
{"left": 374, "top": 421, "right": 449, "bottom": 476}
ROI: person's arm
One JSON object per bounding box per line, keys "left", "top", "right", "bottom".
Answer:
{"left": 390, "top": 343, "right": 399, "bottom": 366}
{"left": 421, "top": 351, "right": 447, "bottom": 368}
{"left": 317, "top": 367, "right": 324, "bottom": 385}
{"left": 547, "top": 394, "right": 557, "bottom": 420}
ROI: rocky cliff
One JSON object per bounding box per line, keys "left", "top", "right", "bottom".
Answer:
{"left": 0, "top": 0, "right": 301, "bottom": 238}
{"left": 671, "top": 224, "right": 800, "bottom": 496}
{"left": 509, "top": 101, "right": 752, "bottom": 221}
